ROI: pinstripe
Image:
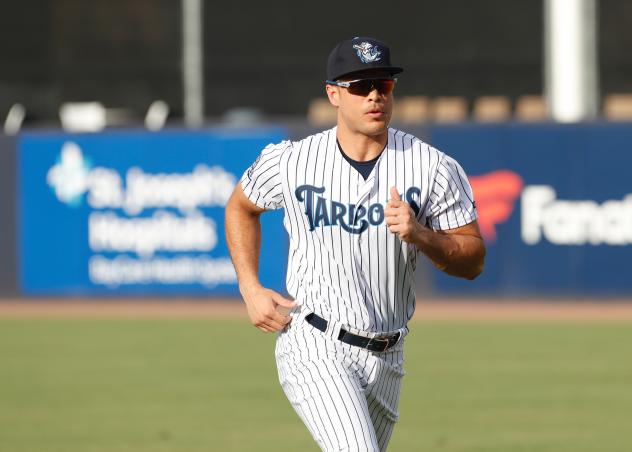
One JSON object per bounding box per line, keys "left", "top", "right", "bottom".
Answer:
{"left": 241, "top": 126, "right": 476, "bottom": 451}
{"left": 385, "top": 131, "right": 392, "bottom": 330}
{"left": 283, "top": 334, "right": 328, "bottom": 446}
{"left": 277, "top": 323, "right": 400, "bottom": 451}
{"left": 321, "top": 360, "right": 364, "bottom": 445}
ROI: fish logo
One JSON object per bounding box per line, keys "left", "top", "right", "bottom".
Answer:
{"left": 353, "top": 42, "right": 382, "bottom": 63}
{"left": 469, "top": 170, "right": 523, "bottom": 242}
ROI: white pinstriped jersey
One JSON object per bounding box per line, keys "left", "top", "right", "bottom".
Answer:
{"left": 241, "top": 126, "right": 476, "bottom": 333}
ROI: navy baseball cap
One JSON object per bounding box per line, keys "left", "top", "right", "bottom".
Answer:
{"left": 326, "top": 36, "right": 403, "bottom": 81}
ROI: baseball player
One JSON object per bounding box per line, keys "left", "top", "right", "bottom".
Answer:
{"left": 225, "top": 36, "right": 486, "bottom": 451}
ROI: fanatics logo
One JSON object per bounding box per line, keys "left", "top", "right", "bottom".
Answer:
{"left": 353, "top": 42, "right": 382, "bottom": 64}
{"left": 469, "top": 170, "right": 524, "bottom": 243}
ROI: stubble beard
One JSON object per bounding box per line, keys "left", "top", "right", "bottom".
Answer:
{"left": 362, "top": 113, "right": 391, "bottom": 137}
{"left": 340, "top": 110, "right": 391, "bottom": 138}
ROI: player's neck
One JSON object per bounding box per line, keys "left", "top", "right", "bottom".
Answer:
{"left": 335, "top": 125, "right": 388, "bottom": 162}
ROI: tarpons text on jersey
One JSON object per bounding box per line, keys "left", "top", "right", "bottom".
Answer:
{"left": 295, "top": 184, "right": 422, "bottom": 234}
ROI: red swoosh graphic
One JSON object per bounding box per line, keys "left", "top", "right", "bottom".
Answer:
{"left": 470, "top": 170, "right": 524, "bottom": 242}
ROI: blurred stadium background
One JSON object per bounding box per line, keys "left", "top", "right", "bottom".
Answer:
{"left": 1, "top": 1, "right": 632, "bottom": 451}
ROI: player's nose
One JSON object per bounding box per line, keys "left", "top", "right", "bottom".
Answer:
{"left": 367, "top": 88, "right": 384, "bottom": 101}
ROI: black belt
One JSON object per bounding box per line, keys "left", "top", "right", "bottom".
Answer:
{"left": 305, "top": 313, "right": 401, "bottom": 353}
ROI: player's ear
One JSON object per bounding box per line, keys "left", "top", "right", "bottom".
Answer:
{"left": 326, "top": 84, "right": 340, "bottom": 107}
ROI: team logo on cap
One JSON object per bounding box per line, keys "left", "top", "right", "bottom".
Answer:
{"left": 353, "top": 42, "right": 382, "bottom": 63}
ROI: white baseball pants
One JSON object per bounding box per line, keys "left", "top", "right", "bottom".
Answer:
{"left": 275, "top": 318, "right": 405, "bottom": 452}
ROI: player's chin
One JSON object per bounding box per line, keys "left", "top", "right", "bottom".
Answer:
{"left": 364, "top": 115, "right": 391, "bottom": 135}
{"left": 362, "top": 119, "right": 390, "bottom": 136}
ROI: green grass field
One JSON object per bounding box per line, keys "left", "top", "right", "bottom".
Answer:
{"left": 1, "top": 318, "right": 631, "bottom": 452}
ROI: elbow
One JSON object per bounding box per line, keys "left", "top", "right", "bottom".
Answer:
{"left": 465, "top": 264, "right": 484, "bottom": 280}
{"left": 465, "top": 246, "right": 486, "bottom": 280}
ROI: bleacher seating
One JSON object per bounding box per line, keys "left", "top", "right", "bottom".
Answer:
{"left": 602, "top": 94, "right": 632, "bottom": 120}
{"left": 392, "top": 96, "right": 430, "bottom": 124}
{"left": 3, "top": 103, "right": 26, "bottom": 135}
{"left": 515, "top": 95, "right": 548, "bottom": 121}
{"left": 473, "top": 96, "right": 511, "bottom": 122}
{"left": 307, "top": 98, "right": 337, "bottom": 126}
{"left": 430, "top": 96, "right": 468, "bottom": 122}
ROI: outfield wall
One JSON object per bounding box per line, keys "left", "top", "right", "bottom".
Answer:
{"left": 0, "top": 135, "right": 18, "bottom": 295}
{"left": 16, "top": 129, "right": 288, "bottom": 296}
{"left": 425, "top": 123, "right": 632, "bottom": 296}
{"left": 3, "top": 122, "right": 632, "bottom": 297}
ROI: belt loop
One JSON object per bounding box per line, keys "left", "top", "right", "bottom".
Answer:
{"left": 393, "top": 326, "right": 406, "bottom": 347}
{"left": 293, "top": 305, "right": 308, "bottom": 323}
{"left": 324, "top": 317, "right": 342, "bottom": 341}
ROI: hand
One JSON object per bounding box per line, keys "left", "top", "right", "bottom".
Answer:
{"left": 241, "top": 285, "right": 296, "bottom": 333}
{"left": 385, "top": 186, "right": 420, "bottom": 243}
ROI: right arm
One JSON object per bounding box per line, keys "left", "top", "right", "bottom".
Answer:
{"left": 225, "top": 185, "right": 295, "bottom": 332}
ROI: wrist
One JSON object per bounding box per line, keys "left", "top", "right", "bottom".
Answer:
{"left": 411, "top": 221, "right": 430, "bottom": 246}
{"left": 239, "top": 279, "right": 263, "bottom": 299}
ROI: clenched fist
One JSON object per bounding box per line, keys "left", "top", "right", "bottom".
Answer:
{"left": 385, "top": 187, "right": 421, "bottom": 243}
{"left": 241, "top": 285, "right": 296, "bottom": 333}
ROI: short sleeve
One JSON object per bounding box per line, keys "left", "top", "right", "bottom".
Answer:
{"left": 240, "top": 142, "right": 288, "bottom": 210}
{"left": 425, "top": 155, "right": 477, "bottom": 230}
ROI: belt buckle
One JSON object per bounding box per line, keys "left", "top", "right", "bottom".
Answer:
{"left": 369, "top": 332, "right": 401, "bottom": 352}
{"left": 366, "top": 336, "right": 388, "bottom": 352}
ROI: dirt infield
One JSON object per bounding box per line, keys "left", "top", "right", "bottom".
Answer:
{"left": 2, "top": 297, "right": 632, "bottom": 321}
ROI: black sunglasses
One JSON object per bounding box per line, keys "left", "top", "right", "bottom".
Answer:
{"left": 326, "top": 78, "right": 397, "bottom": 96}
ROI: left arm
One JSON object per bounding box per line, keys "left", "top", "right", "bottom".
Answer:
{"left": 385, "top": 187, "right": 485, "bottom": 280}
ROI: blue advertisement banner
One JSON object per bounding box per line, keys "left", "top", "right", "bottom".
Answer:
{"left": 18, "top": 128, "right": 288, "bottom": 296}
{"left": 425, "top": 122, "right": 632, "bottom": 296}
{"left": 16, "top": 123, "right": 632, "bottom": 297}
